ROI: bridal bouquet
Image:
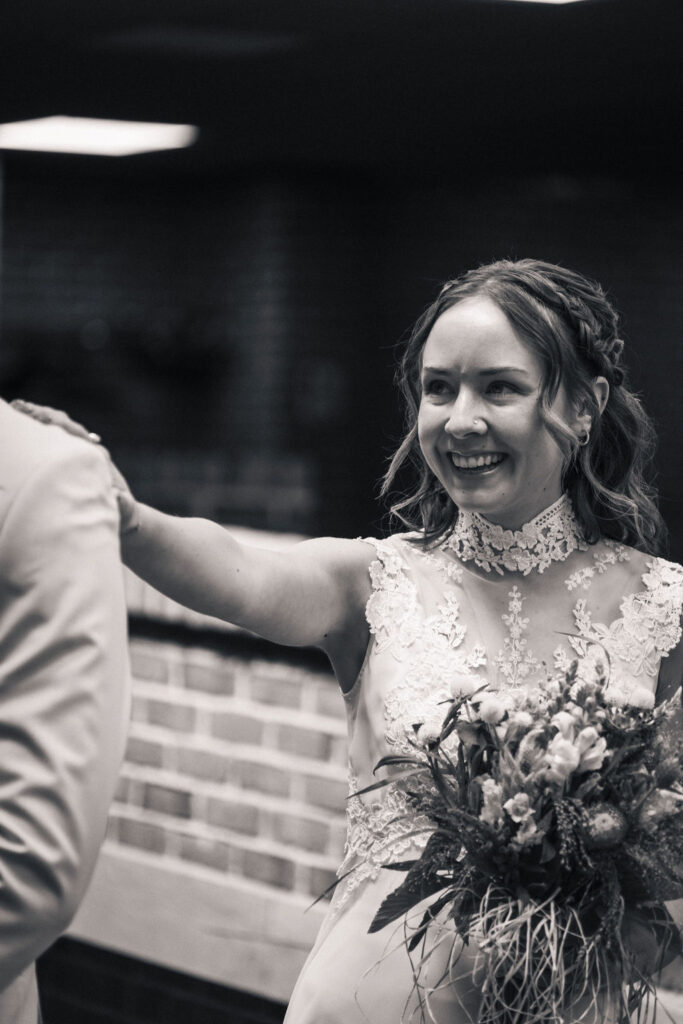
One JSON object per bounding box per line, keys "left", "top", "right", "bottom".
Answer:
{"left": 360, "top": 665, "right": 683, "bottom": 1024}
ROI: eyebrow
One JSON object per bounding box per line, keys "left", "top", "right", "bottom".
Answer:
{"left": 421, "top": 364, "right": 532, "bottom": 377}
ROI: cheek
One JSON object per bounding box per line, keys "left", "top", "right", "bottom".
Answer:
{"left": 510, "top": 406, "right": 553, "bottom": 452}
{"left": 416, "top": 403, "right": 434, "bottom": 444}
{"left": 416, "top": 408, "right": 441, "bottom": 468}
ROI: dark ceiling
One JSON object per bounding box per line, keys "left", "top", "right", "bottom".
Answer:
{"left": 0, "top": 0, "right": 681, "bottom": 181}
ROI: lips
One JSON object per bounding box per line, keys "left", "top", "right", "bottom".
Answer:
{"left": 448, "top": 452, "right": 507, "bottom": 470}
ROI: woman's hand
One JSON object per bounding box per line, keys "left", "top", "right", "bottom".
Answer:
{"left": 12, "top": 398, "right": 101, "bottom": 443}
{"left": 11, "top": 399, "right": 139, "bottom": 535}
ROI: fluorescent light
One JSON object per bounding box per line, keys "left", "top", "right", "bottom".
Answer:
{"left": 499, "top": 1, "right": 590, "bottom": 4}
{"left": 0, "top": 116, "right": 198, "bottom": 156}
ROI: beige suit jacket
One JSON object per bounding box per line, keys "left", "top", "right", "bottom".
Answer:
{"left": 0, "top": 399, "right": 131, "bottom": 1023}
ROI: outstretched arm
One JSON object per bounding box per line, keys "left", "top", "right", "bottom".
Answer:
{"left": 0, "top": 440, "right": 130, "bottom": 987}
{"left": 122, "top": 503, "right": 372, "bottom": 654}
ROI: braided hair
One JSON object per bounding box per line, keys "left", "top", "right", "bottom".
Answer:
{"left": 383, "top": 259, "right": 666, "bottom": 554}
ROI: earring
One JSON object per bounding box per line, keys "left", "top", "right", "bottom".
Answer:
{"left": 577, "top": 429, "right": 590, "bottom": 447}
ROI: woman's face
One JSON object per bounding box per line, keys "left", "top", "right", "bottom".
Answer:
{"left": 417, "top": 295, "right": 576, "bottom": 529}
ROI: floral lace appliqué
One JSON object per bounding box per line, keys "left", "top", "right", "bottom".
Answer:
{"left": 568, "top": 557, "right": 683, "bottom": 704}
{"left": 495, "top": 586, "right": 541, "bottom": 687}
{"left": 335, "top": 770, "right": 431, "bottom": 907}
{"left": 334, "top": 538, "right": 484, "bottom": 908}
{"left": 364, "top": 537, "right": 485, "bottom": 755}
{"left": 365, "top": 540, "right": 422, "bottom": 652}
{"left": 446, "top": 494, "right": 588, "bottom": 576}
{"left": 565, "top": 542, "right": 630, "bottom": 592}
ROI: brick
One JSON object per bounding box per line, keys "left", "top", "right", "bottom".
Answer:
{"left": 242, "top": 850, "right": 295, "bottom": 890}
{"left": 147, "top": 698, "right": 196, "bottom": 733}
{"left": 329, "top": 820, "right": 348, "bottom": 860}
{"left": 105, "top": 815, "right": 120, "bottom": 842}
{"left": 304, "top": 775, "right": 348, "bottom": 811}
{"left": 211, "top": 711, "right": 263, "bottom": 745}
{"left": 276, "top": 724, "right": 331, "bottom": 761}
{"left": 329, "top": 736, "right": 349, "bottom": 767}
{"left": 177, "top": 747, "right": 229, "bottom": 783}
{"left": 118, "top": 817, "right": 166, "bottom": 854}
{"left": 272, "top": 813, "right": 329, "bottom": 853}
{"left": 184, "top": 662, "right": 235, "bottom": 696}
{"left": 124, "top": 777, "right": 146, "bottom": 808}
{"left": 313, "top": 681, "right": 345, "bottom": 719}
{"left": 131, "top": 696, "right": 148, "bottom": 723}
{"left": 308, "top": 866, "right": 338, "bottom": 900}
{"left": 130, "top": 650, "right": 170, "bottom": 683}
{"left": 239, "top": 760, "right": 290, "bottom": 798}
{"left": 143, "top": 783, "right": 192, "bottom": 818}
{"left": 206, "top": 798, "right": 259, "bottom": 836}
{"left": 125, "top": 736, "right": 164, "bottom": 769}
{"left": 179, "top": 834, "right": 230, "bottom": 873}
{"left": 114, "top": 776, "right": 129, "bottom": 802}
{"left": 250, "top": 674, "right": 302, "bottom": 709}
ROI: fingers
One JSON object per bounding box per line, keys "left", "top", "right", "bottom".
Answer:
{"left": 12, "top": 399, "right": 100, "bottom": 443}
{"left": 12, "top": 398, "right": 138, "bottom": 536}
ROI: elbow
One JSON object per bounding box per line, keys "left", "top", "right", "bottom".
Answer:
{"left": 0, "top": 853, "right": 85, "bottom": 989}
{"left": 43, "top": 870, "right": 84, "bottom": 937}
{"left": 21, "top": 856, "right": 85, "bottom": 937}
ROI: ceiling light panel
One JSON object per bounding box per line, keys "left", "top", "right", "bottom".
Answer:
{"left": 0, "top": 116, "right": 199, "bottom": 157}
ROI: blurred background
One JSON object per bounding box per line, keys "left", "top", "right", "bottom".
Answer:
{"left": 1, "top": 0, "right": 682, "bottom": 1021}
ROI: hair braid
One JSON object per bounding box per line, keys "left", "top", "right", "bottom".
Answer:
{"left": 549, "top": 284, "right": 626, "bottom": 388}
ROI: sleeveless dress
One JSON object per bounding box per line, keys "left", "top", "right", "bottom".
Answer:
{"left": 284, "top": 497, "right": 683, "bottom": 1024}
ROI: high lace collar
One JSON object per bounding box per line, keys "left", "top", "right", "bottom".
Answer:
{"left": 445, "top": 494, "right": 587, "bottom": 576}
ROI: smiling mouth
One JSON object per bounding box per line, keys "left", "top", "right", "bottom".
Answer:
{"left": 448, "top": 452, "right": 508, "bottom": 473}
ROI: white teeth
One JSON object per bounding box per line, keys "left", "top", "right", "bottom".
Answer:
{"left": 450, "top": 452, "right": 505, "bottom": 470}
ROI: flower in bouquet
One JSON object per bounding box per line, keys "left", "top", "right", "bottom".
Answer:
{"left": 355, "top": 663, "right": 683, "bottom": 1024}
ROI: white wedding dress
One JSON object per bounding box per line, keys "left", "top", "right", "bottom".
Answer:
{"left": 284, "top": 496, "right": 683, "bottom": 1024}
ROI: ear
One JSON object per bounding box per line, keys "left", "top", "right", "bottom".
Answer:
{"left": 590, "top": 376, "right": 610, "bottom": 414}
{"left": 572, "top": 376, "right": 609, "bottom": 437}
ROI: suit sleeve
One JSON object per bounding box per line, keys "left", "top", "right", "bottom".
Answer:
{"left": 0, "top": 440, "right": 131, "bottom": 989}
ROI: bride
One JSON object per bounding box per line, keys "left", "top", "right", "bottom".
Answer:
{"left": 20, "top": 259, "right": 683, "bottom": 1022}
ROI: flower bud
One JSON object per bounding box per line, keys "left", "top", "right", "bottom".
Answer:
{"left": 415, "top": 720, "right": 442, "bottom": 748}
{"left": 636, "top": 789, "right": 683, "bottom": 829}
{"left": 449, "top": 673, "right": 479, "bottom": 699}
{"left": 584, "top": 803, "right": 628, "bottom": 849}
{"left": 478, "top": 696, "right": 506, "bottom": 725}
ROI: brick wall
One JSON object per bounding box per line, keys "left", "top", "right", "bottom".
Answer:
{"left": 68, "top": 529, "right": 348, "bottom": 1003}
{"left": 114, "top": 634, "right": 347, "bottom": 900}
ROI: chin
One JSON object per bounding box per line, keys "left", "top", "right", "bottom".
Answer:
{"left": 449, "top": 487, "right": 509, "bottom": 518}
{"left": 451, "top": 490, "right": 525, "bottom": 528}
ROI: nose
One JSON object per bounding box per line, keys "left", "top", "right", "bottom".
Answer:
{"left": 444, "top": 391, "right": 487, "bottom": 438}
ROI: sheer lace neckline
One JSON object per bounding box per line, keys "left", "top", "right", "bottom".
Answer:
{"left": 445, "top": 494, "right": 587, "bottom": 576}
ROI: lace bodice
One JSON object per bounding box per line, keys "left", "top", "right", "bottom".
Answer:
{"left": 334, "top": 524, "right": 683, "bottom": 910}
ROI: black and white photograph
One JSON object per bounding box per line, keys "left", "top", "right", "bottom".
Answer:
{"left": 0, "top": 1, "right": 682, "bottom": 1021}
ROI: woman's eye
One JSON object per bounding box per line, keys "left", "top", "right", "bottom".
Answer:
{"left": 424, "top": 379, "right": 450, "bottom": 397}
{"left": 486, "top": 380, "right": 516, "bottom": 396}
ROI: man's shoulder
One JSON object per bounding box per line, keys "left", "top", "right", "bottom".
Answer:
{"left": 0, "top": 399, "right": 109, "bottom": 514}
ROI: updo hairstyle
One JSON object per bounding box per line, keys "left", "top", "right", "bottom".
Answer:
{"left": 382, "top": 258, "right": 666, "bottom": 554}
